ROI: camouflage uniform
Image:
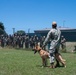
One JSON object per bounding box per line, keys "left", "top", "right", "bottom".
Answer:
{"left": 61, "top": 36, "right": 66, "bottom": 52}
{"left": 43, "top": 28, "right": 61, "bottom": 64}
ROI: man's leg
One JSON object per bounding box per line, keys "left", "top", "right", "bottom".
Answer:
{"left": 54, "top": 48, "right": 61, "bottom": 67}
{"left": 49, "top": 52, "right": 55, "bottom": 68}
{"left": 55, "top": 58, "right": 61, "bottom": 68}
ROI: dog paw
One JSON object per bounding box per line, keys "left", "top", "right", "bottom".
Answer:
{"left": 64, "top": 65, "right": 66, "bottom": 68}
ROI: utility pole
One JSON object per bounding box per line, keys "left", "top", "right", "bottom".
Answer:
{"left": 12, "top": 28, "right": 15, "bottom": 34}
{"left": 28, "top": 28, "right": 30, "bottom": 33}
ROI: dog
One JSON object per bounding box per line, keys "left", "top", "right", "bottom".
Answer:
{"left": 33, "top": 43, "right": 50, "bottom": 67}
{"left": 33, "top": 43, "right": 66, "bottom": 68}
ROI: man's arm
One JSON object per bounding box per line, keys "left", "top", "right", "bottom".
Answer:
{"left": 43, "top": 30, "right": 51, "bottom": 46}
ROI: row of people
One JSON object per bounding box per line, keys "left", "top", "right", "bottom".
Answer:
{"left": 0, "top": 34, "right": 45, "bottom": 49}
{"left": 0, "top": 32, "right": 66, "bottom": 52}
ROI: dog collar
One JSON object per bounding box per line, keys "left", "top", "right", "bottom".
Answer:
{"left": 38, "top": 49, "right": 41, "bottom": 52}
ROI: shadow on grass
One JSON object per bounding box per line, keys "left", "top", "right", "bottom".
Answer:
{"left": 36, "top": 65, "right": 66, "bottom": 69}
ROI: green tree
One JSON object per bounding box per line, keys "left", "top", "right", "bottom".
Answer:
{"left": 17, "top": 30, "right": 26, "bottom": 36}
{"left": 0, "top": 22, "right": 5, "bottom": 30}
{"left": 0, "top": 22, "right": 5, "bottom": 35}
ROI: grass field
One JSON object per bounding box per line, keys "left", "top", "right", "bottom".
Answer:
{"left": 0, "top": 47, "right": 76, "bottom": 75}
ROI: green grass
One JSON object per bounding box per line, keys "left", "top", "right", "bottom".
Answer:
{"left": 0, "top": 48, "right": 76, "bottom": 75}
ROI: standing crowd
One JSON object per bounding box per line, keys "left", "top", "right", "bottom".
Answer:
{"left": 0, "top": 34, "right": 46, "bottom": 49}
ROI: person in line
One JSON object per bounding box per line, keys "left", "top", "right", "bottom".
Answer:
{"left": 61, "top": 36, "right": 66, "bottom": 52}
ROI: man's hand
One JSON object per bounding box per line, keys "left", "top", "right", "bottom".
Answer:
{"left": 42, "top": 45, "right": 45, "bottom": 49}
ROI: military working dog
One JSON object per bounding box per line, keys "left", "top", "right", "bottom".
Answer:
{"left": 33, "top": 43, "right": 66, "bottom": 68}
{"left": 33, "top": 43, "right": 49, "bottom": 67}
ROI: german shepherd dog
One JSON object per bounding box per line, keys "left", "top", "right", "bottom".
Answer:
{"left": 33, "top": 43, "right": 50, "bottom": 67}
{"left": 33, "top": 43, "right": 66, "bottom": 68}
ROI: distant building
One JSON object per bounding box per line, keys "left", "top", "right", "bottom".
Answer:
{"left": 34, "top": 28, "right": 76, "bottom": 42}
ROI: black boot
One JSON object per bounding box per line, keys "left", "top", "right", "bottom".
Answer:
{"left": 55, "top": 59, "right": 61, "bottom": 68}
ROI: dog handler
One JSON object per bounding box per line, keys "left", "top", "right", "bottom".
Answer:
{"left": 43, "top": 21, "right": 61, "bottom": 68}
